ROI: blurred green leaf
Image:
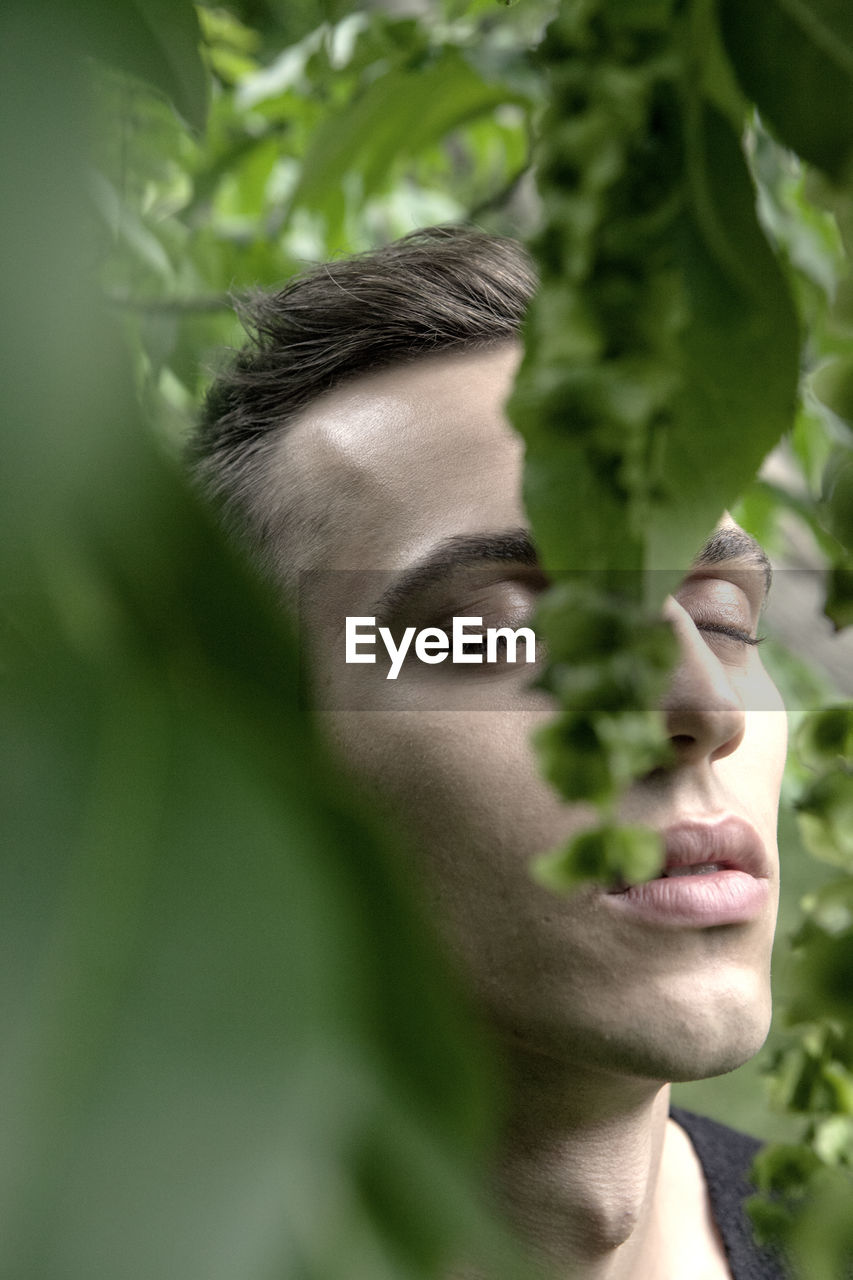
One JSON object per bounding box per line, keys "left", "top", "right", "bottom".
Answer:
{"left": 1, "top": 8, "right": 510, "bottom": 1278}
{"left": 751, "top": 1141, "right": 821, "bottom": 1195}
{"left": 208, "top": 0, "right": 355, "bottom": 48}
{"left": 820, "top": 445, "right": 853, "bottom": 549}
{"left": 814, "top": 1114, "right": 853, "bottom": 1163}
{"left": 646, "top": 104, "right": 800, "bottom": 565}
{"left": 746, "top": 1194, "right": 794, "bottom": 1250}
{"left": 789, "top": 1165, "right": 853, "bottom": 1280}
{"left": 534, "top": 713, "right": 613, "bottom": 803}
{"left": 796, "top": 772, "right": 853, "bottom": 869}
{"left": 825, "top": 564, "right": 853, "bottom": 630}
{"left": 80, "top": 0, "right": 209, "bottom": 131}
{"left": 91, "top": 172, "right": 175, "bottom": 282}
{"left": 796, "top": 705, "right": 853, "bottom": 772}
{"left": 718, "top": 0, "right": 853, "bottom": 181}
{"left": 791, "top": 930, "right": 853, "bottom": 1021}
{"left": 289, "top": 49, "right": 526, "bottom": 237}
{"left": 801, "top": 878, "right": 853, "bottom": 938}
{"left": 533, "top": 823, "right": 663, "bottom": 893}
{"left": 814, "top": 363, "right": 853, "bottom": 429}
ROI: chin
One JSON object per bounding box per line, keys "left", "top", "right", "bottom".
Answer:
{"left": 629, "top": 952, "right": 775, "bottom": 1083}
{"left": 511, "top": 976, "right": 775, "bottom": 1086}
{"left": 672, "top": 1014, "right": 773, "bottom": 1083}
{"left": 659, "top": 1030, "right": 770, "bottom": 1084}
{"left": 606, "top": 990, "right": 774, "bottom": 1085}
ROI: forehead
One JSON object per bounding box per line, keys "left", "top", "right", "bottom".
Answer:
{"left": 274, "top": 344, "right": 525, "bottom": 577}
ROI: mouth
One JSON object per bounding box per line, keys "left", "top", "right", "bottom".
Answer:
{"left": 658, "top": 862, "right": 726, "bottom": 877}
{"left": 605, "top": 816, "right": 771, "bottom": 927}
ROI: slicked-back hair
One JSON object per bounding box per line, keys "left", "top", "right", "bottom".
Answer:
{"left": 189, "top": 225, "right": 536, "bottom": 563}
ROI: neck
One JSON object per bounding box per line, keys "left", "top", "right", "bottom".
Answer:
{"left": 488, "top": 1045, "right": 671, "bottom": 1278}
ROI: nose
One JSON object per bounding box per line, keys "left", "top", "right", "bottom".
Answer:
{"left": 659, "top": 596, "right": 746, "bottom": 765}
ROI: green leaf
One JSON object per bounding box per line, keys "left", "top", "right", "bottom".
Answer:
{"left": 796, "top": 705, "right": 853, "bottom": 773}
{"left": 789, "top": 1165, "right": 853, "bottom": 1280}
{"left": 814, "top": 1115, "right": 853, "bottom": 1165}
{"left": 822, "top": 1061, "right": 853, "bottom": 1116}
{"left": 820, "top": 446, "right": 853, "bottom": 550}
{"left": 532, "top": 824, "right": 663, "bottom": 894}
{"left": 801, "top": 877, "right": 853, "bottom": 938}
{"left": 595, "top": 711, "right": 674, "bottom": 785}
{"left": 90, "top": 172, "right": 175, "bottom": 283}
{"left": 79, "top": 0, "right": 209, "bottom": 131}
{"left": 214, "top": 0, "right": 356, "bottom": 47}
{"left": 814, "top": 362, "right": 853, "bottom": 428}
{"left": 1, "top": 17, "right": 504, "bottom": 1276}
{"left": 796, "top": 772, "right": 853, "bottom": 869}
{"left": 791, "top": 929, "right": 853, "bottom": 1020}
{"left": 825, "top": 564, "right": 853, "bottom": 630}
{"left": 534, "top": 714, "right": 613, "bottom": 803}
{"left": 289, "top": 49, "right": 525, "bottom": 233}
{"left": 718, "top": 0, "right": 853, "bottom": 181}
{"left": 750, "top": 1141, "right": 821, "bottom": 1195}
{"left": 646, "top": 104, "right": 800, "bottom": 565}
{"left": 746, "top": 1194, "right": 794, "bottom": 1249}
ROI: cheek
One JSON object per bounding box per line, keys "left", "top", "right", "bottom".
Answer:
{"left": 323, "top": 709, "right": 590, "bottom": 903}
{"left": 323, "top": 710, "right": 605, "bottom": 1043}
{"left": 749, "top": 702, "right": 788, "bottom": 787}
{"left": 719, "top": 707, "right": 788, "bottom": 831}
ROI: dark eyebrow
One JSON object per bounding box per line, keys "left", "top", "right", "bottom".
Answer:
{"left": 692, "top": 527, "right": 773, "bottom": 594}
{"left": 372, "top": 529, "right": 538, "bottom": 624}
{"left": 371, "top": 524, "right": 771, "bottom": 625}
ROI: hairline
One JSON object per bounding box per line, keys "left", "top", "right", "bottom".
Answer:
{"left": 190, "top": 226, "right": 536, "bottom": 553}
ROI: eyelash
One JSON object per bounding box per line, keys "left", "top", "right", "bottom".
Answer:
{"left": 696, "top": 623, "right": 765, "bottom": 647}
{"left": 460, "top": 624, "right": 763, "bottom": 663}
{"left": 453, "top": 633, "right": 516, "bottom": 658}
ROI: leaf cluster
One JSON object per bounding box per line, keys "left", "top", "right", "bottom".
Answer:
{"left": 508, "top": 0, "right": 801, "bottom": 885}
{"left": 509, "top": 3, "right": 853, "bottom": 1266}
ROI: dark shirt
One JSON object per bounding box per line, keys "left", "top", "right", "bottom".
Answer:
{"left": 670, "top": 1107, "right": 788, "bottom": 1280}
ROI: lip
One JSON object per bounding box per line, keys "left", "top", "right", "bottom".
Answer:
{"left": 603, "top": 816, "right": 772, "bottom": 927}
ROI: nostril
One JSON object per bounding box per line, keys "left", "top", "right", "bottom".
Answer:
{"left": 670, "top": 734, "right": 695, "bottom": 749}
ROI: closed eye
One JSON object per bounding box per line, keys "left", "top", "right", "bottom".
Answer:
{"left": 696, "top": 623, "right": 764, "bottom": 646}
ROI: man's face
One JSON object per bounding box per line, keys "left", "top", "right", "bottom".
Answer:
{"left": 270, "top": 343, "right": 788, "bottom": 1083}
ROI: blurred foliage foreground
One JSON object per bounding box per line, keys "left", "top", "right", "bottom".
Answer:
{"left": 1, "top": 1, "right": 853, "bottom": 1278}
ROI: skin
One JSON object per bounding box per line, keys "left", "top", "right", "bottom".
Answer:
{"left": 263, "top": 343, "right": 788, "bottom": 1279}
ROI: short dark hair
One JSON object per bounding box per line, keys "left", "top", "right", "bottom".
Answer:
{"left": 190, "top": 225, "right": 536, "bottom": 556}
